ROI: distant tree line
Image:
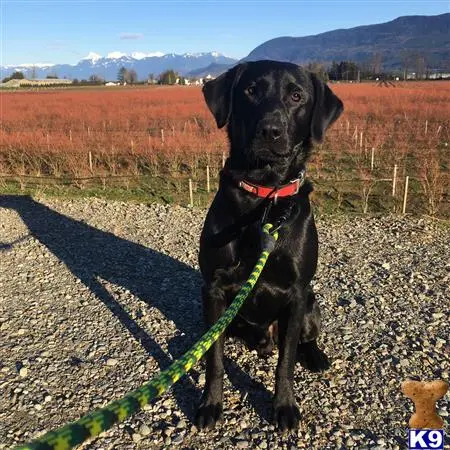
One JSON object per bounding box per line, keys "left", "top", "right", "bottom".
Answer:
{"left": 1, "top": 68, "right": 192, "bottom": 86}
{"left": 117, "top": 67, "right": 138, "bottom": 84}
{"left": 158, "top": 70, "right": 189, "bottom": 85}
{"left": 306, "top": 51, "right": 445, "bottom": 82}
{"left": 71, "top": 75, "right": 105, "bottom": 85}
{"left": 116, "top": 67, "right": 189, "bottom": 85}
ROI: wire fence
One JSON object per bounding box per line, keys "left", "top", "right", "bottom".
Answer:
{"left": 1, "top": 160, "right": 448, "bottom": 218}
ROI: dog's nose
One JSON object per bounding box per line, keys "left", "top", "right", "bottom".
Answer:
{"left": 261, "top": 124, "right": 282, "bottom": 141}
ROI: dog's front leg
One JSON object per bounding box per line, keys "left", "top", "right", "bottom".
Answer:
{"left": 195, "top": 284, "right": 226, "bottom": 429}
{"left": 297, "top": 286, "right": 330, "bottom": 372}
{"left": 273, "top": 289, "right": 305, "bottom": 431}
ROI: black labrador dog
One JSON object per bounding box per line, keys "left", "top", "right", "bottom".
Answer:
{"left": 196, "top": 60, "right": 343, "bottom": 431}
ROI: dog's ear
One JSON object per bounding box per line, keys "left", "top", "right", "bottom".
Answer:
{"left": 202, "top": 64, "right": 246, "bottom": 129}
{"left": 310, "top": 73, "right": 343, "bottom": 142}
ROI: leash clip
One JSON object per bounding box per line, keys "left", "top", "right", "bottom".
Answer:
{"left": 261, "top": 200, "right": 273, "bottom": 229}
{"left": 270, "top": 202, "right": 295, "bottom": 235}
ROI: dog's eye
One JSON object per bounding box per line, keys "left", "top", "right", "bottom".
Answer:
{"left": 291, "top": 91, "right": 303, "bottom": 102}
{"left": 245, "top": 86, "right": 256, "bottom": 96}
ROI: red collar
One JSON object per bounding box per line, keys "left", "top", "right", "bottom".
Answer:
{"left": 238, "top": 170, "right": 306, "bottom": 199}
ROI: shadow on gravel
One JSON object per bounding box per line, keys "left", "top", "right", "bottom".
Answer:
{"left": 0, "top": 234, "right": 30, "bottom": 251}
{"left": 1, "top": 195, "right": 274, "bottom": 424}
{"left": 224, "top": 357, "right": 273, "bottom": 423}
{"left": 0, "top": 194, "right": 203, "bottom": 419}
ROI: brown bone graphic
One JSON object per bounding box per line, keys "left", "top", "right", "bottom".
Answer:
{"left": 402, "top": 380, "right": 448, "bottom": 429}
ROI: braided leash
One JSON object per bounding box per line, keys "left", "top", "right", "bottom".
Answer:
{"left": 16, "top": 223, "right": 278, "bottom": 450}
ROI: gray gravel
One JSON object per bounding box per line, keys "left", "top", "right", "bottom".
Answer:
{"left": 0, "top": 196, "right": 449, "bottom": 449}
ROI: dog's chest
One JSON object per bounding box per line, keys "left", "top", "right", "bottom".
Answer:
{"left": 225, "top": 246, "right": 298, "bottom": 323}
{"left": 239, "top": 225, "right": 299, "bottom": 290}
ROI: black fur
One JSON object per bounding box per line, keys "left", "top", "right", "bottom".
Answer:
{"left": 196, "top": 60, "right": 343, "bottom": 431}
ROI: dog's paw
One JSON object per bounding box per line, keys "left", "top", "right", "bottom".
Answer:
{"left": 195, "top": 402, "right": 223, "bottom": 429}
{"left": 297, "top": 341, "right": 330, "bottom": 372}
{"left": 256, "top": 338, "right": 275, "bottom": 358}
{"left": 273, "top": 403, "right": 301, "bottom": 431}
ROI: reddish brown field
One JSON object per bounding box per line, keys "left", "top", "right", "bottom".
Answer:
{"left": 1, "top": 81, "right": 449, "bottom": 214}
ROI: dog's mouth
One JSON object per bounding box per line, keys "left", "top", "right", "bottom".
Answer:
{"left": 269, "top": 147, "right": 291, "bottom": 157}
{"left": 241, "top": 133, "right": 304, "bottom": 167}
{"left": 258, "top": 140, "right": 304, "bottom": 159}
{"left": 250, "top": 132, "right": 294, "bottom": 158}
{"left": 250, "top": 144, "right": 292, "bottom": 162}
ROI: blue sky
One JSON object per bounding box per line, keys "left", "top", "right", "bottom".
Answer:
{"left": 1, "top": 0, "right": 449, "bottom": 65}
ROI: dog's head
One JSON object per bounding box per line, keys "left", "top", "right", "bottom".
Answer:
{"left": 203, "top": 60, "right": 343, "bottom": 169}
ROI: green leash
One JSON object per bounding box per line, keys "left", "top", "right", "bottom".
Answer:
{"left": 16, "top": 223, "right": 278, "bottom": 450}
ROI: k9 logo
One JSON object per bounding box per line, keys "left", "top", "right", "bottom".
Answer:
{"left": 408, "top": 429, "right": 444, "bottom": 450}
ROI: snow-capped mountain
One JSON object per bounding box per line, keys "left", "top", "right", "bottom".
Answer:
{"left": 1, "top": 52, "right": 237, "bottom": 81}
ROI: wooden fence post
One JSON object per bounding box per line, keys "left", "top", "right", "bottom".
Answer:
{"left": 370, "top": 148, "right": 375, "bottom": 171}
{"left": 392, "top": 164, "right": 397, "bottom": 196}
{"left": 69, "top": 129, "right": 72, "bottom": 142}
{"left": 189, "top": 179, "right": 193, "bottom": 207}
{"left": 206, "top": 165, "right": 210, "bottom": 193}
{"left": 89, "top": 152, "right": 93, "bottom": 173}
{"left": 161, "top": 129, "right": 165, "bottom": 144}
{"left": 425, "top": 120, "right": 428, "bottom": 135}
{"left": 402, "top": 176, "right": 409, "bottom": 215}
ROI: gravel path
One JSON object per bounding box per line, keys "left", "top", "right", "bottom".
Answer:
{"left": 0, "top": 195, "right": 448, "bottom": 450}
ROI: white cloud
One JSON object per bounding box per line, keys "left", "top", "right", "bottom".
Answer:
{"left": 119, "top": 33, "right": 144, "bottom": 40}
